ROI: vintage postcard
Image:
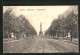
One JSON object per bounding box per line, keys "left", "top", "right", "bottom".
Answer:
{"left": 3, "top": 6, "right": 79, "bottom": 53}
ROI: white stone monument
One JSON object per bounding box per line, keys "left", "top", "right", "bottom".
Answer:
{"left": 68, "top": 32, "right": 71, "bottom": 38}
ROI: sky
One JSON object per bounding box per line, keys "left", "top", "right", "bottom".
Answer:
{"left": 3, "top": 6, "right": 77, "bottom": 34}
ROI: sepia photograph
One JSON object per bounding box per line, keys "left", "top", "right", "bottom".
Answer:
{"left": 3, "top": 5, "right": 79, "bottom": 53}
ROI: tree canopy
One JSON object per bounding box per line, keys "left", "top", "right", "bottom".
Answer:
{"left": 3, "top": 8, "right": 37, "bottom": 38}
{"left": 45, "top": 7, "right": 78, "bottom": 38}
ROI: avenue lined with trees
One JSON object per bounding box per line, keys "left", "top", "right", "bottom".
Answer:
{"left": 45, "top": 6, "right": 78, "bottom": 42}
{"left": 3, "top": 8, "right": 37, "bottom": 39}
{"left": 3, "top": 6, "right": 78, "bottom": 53}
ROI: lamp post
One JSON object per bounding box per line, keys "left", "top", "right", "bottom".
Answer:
{"left": 70, "top": 30, "right": 72, "bottom": 42}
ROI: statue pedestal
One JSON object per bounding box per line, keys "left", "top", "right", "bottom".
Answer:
{"left": 39, "top": 31, "right": 43, "bottom": 35}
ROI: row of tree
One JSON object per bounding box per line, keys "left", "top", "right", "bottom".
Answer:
{"left": 3, "top": 8, "right": 37, "bottom": 38}
{"left": 45, "top": 6, "right": 78, "bottom": 38}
